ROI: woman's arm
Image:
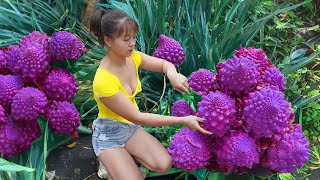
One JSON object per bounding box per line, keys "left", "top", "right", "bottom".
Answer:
{"left": 99, "top": 92, "right": 212, "bottom": 135}
{"left": 138, "top": 51, "right": 190, "bottom": 95}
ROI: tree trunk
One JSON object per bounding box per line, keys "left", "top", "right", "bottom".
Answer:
{"left": 82, "top": 0, "right": 100, "bottom": 29}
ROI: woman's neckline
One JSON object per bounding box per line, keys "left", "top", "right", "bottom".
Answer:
{"left": 98, "top": 58, "right": 140, "bottom": 97}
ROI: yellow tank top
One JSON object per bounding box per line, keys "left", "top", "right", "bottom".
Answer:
{"left": 92, "top": 50, "right": 142, "bottom": 124}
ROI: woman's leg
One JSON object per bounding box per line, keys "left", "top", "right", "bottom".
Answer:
{"left": 98, "top": 147, "right": 144, "bottom": 180}
{"left": 125, "top": 128, "right": 172, "bottom": 174}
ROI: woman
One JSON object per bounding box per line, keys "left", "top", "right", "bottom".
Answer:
{"left": 90, "top": 9, "right": 212, "bottom": 180}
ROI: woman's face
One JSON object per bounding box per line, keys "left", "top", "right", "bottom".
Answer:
{"left": 106, "top": 29, "right": 137, "bottom": 57}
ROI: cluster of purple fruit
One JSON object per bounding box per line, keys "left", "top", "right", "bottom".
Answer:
{"left": 154, "top": 36, "right": 310, "bottom": 174}
{"left": 0, "top": 31, "right": 85, "bottom": 159}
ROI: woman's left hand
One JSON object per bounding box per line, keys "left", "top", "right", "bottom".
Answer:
{"left": 167, "top": 71, "right": 190, "bottom": 95}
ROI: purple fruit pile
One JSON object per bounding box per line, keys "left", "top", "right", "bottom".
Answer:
{"left": 0, "top": 31, "right": 85, "bottom": 159}
{"left": 169, "top": 46, "right": 309, "bottom": 174}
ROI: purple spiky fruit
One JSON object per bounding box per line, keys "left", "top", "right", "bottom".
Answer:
{"left": 153, "top": 34, "right": 185, "bottom": 66}
{"left": 0, "top": 119, "right": 41, "bottom": 159}
{"left": 168, "top": 128, "right": 212, "bottom": 171}
{"left": 188, "top": 69, "right": 217, "bottom": 96}
{"left": 197, "top": 91, "right": 237, "bottom": 137}
{"left": 0, "top": 121, "right": 21, "bottom": 159}
{"left": 11, "top": 87, "right": 48, "bottom": 126}
{"left": 43, "top": 68, "right": 77, "bottom": 101}
{"left": 213, "top": 131, "right": 259, "bottom": 174}
{"left": 18, "top": 42, "right": 50, "bottom": 81}
{"left": 261, "top": 67, "right": 286, "bottom": 91}
{"left": 5, "top": 45, "right": 21, "bottom": 74}
{"left": 0, "top": 50, "right": 6, "bottom": 69}
{"left": 48, "top": 101, "right": 80, "bottom": 134}
{"left": 0, "top": 75, "right": 24, "bottom": 110}
{"left": 264, "top": 124, "right": 310, "bottom": 173}
{"left": 243, "top": 88, "right": 291, "bottom": 138}
{"left": 235, "top": 45, "right": 274, "bottom": 72}
{"left": 0, "top": 105, "right": 7, "bottom": 125}
{"left": 171, "top": 100, "right": 195, "bottom": 117}
{"left": 217, "top": 56, "right": 260, "bottom": 97}
{"left": 20, "top": 31, "right": 49, "bottom": 49}
{"left": 49, "top": 31, "right": 85, "bottom": 62}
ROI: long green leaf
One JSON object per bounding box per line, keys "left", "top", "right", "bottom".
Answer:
{"left": 0, "top": 159, "right": 35, "bottom": 173}
{"left": 42, "top": 119, "right": 49, "bottom": 180}
{"left": 293, "top": 94, "right": 320, "bottom": 109}
{"left": 146, "top": 168, "right": 183, "bottom": 177}
{"left": 31, "top": 10, "right": 43, "bottom": 32}
{"left": 221, "top": 1, "right": 242, "bottom": 41}
{"left": 282, "top": 51, "right": 320, "bottom": 75}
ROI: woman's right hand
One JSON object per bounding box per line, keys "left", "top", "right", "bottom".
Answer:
{"left": 183, "top": 116, "right": 213, "bottom": 135}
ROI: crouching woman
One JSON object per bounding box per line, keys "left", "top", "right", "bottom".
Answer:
{"left": 90, "top": 9, "right": 212, "bottom": 180}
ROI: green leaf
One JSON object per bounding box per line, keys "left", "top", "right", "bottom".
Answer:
{"left": 293, "top": 94, "right": 320, "bottom": 109}
{"left": 182, "top": 89, "right": 202, "bottom": 110}
{"left": 77, "top": 125, "right": 92, "bottom": 134}
{"left": 279, "top": 173, "right": 294, "bottom": 180}
{"left": 282, "top": 51, "right": 320, "bottom": 75}
{"left": 42, "top": 118, "right": 49, "bottom": 180}
{"left": 308, "top": 90, "right": 320, "bottom": 97}
{"left": 192, "top": 168, "right": 208, "bottom": 179}
{"left": 146, "top": 168, "right": 183, "bottom": 177}
{"left": 0, "top": 0, "right": 87, "bottom": 48}
{"left": 313, "top": 104, "right": 320, "bottom": 110}
{"left": 290, "top": 49, "right": 307, "bottom": 61}
{"left": 208, "top": 172, "right": 225, "bottom": 180}
{"left": 0, "top": 158, "right": 35, "bottom": 173}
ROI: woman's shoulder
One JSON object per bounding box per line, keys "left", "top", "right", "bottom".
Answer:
{"left": 131, "top": 50, "right": 142, "bottom": 67}
{"left": 93, "top": 67, "right": 117, "bottom": 85}
{"left": 92, "top": 67, "right": 121, "bottom": 96}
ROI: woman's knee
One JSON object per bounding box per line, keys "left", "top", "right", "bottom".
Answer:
{"left": 153, "top": 155, "right": 172, "bottom": 174}
{"left": 98, "top": 148, "right": 144, "bottom": 180}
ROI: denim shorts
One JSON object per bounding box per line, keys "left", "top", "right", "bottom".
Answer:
{"left": 92, "top": 118, "right": 142, "bottom": 156}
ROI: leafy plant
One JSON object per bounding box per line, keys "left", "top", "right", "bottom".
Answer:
{"left": 0, "top": 0, "right": 87, "bottom": 47}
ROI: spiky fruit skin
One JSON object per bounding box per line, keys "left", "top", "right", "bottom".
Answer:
{"left": 49, "top": 31, "right": 85, "bottom": 62}
{"left": 168, "top": 128, "right": 212, "bottom": 171}
{"left": 197, "top": 91, "right": 237, "bottom": 137}
{"left": 0, "top": 75, "right": 24, "bottom": 110}
{"left": 171, "top": 100, "right": 195, "bottom": 117}
{"left": 43, "top": 68, "right": 77, "bottom": 101}
{"left": 153, "top": 34, "right": 185, "bottom": 66}
{"left": 20, "top": 31, "right": 49, "bottom": 49}
{"left": 0, "top": 105, "right": 7, "bottom": 125}
{"left": 265, "top": 124, "right": 310, "bottom": 173}
{"left": 235, "top": 46, "right": 273, "bottom": 72}
{"left": 5, "top": 45, "right": 21, "bottom": 74}
{"left": 11, "top": 87, "right": 48, "bottom": 126}
{"left": 0, "top": 119, "right": 41, "bottom": 159}
{"left": 0, "top": 122, "right": 21, "bottom": 159}
{"left": 17, "top": 122, "right": 41, "bottom": 156}
{"left": 188, "top": 69, "right": 217, "bottom": 96}
{"left": 262, "top": 67, "right": 286, "bottom": 91}
{"left": 48, "top": 101, "right": 80, "bottom": 134}
{"left": 18, "top": 43, "right": 51, "bottom": 81}
{"left": 217, "top": 56, "right": 260, "bottom": 97}
{"left": 243, "top": 88, "right": 291, "bottom": 138}
{"left": 0, "top": 50, "right": 6, "bottom": 69}
{"left": 214, "top": 131, "right": 259, "bottom": 174}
